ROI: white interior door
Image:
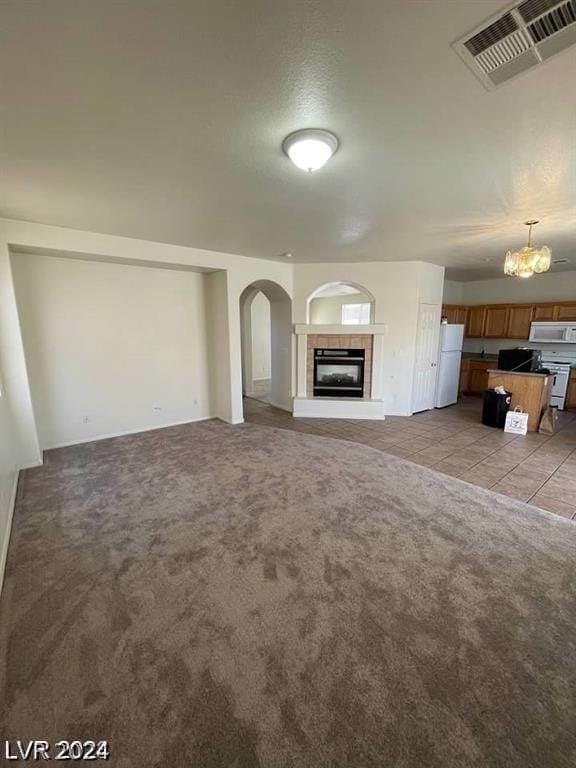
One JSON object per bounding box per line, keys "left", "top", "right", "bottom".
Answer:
{"left": 412, "top": 303, "right": 441, "bottom": 413}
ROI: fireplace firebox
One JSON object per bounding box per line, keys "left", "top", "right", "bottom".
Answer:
{"left": 313, "top": 348, "right": 365, "bottom": 398}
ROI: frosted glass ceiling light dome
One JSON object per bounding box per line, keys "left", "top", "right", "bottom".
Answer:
{"left": 282, "top": 129, "right": 339, "bottom": 172}
{"left": 503, "top": 220, "right": 551, "bottom": 279}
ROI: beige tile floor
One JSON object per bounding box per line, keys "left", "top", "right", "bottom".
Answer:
{"left": 244, "top": 396, "right": 576, "bottom": 520}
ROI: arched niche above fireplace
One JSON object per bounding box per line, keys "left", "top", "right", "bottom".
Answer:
{"left": 307, "top": 282, "right": 375, "bottom": 325}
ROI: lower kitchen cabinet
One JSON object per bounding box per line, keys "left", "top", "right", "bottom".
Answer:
{"left": 459, "top": 359, "right": 469, "bottom": 393}
{"left": 567, "top": 371, "right": 576, "bottom": 410}
{"left": 461, "top": 359, "right": 492, "bottom": 395}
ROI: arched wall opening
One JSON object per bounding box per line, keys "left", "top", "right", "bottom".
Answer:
{"left": 306, "top": 281, "right": 375, "bottom": 325}
{"left": 240, "top": 280, "right": 292, "bottom": 413}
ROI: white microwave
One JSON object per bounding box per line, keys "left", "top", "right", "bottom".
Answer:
{"left": 529, "top": 322, "right": 576, "bottom": 344}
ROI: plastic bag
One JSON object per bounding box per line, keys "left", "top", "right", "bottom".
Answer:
{"left": 505, "top": 406, "right": 529, "bottom": 435}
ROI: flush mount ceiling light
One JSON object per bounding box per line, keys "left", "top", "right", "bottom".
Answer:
{"left": 282, "top": 129, "right": 339, "bottom": 172}
{"left": 504, "top": 220, "right": 551, "bottom": 279}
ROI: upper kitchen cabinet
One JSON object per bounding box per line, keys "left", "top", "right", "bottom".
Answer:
{"left": 466, "top": 306, "right": 486, "bottom": 337}
{"left": 484, "top": 306, "right": 509, "bottom": 338}
{"left": 507, "top": 305, "right": 534, "bottom": 339}
{"left": 442, "top": 305, "right": 468, "bottom": 324}
{"left": 555, "top": 303, "right": 576, "bottom": 321}
{"left": 445, "top": 300, "right": 576, "bottom": 339}
{"left": 533, "top": 304, "right": 556, "bottom": 321}
{"left": 533, "top": 302, "right": 576, "bottom": 321}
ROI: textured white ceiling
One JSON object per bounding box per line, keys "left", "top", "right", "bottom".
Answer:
{"left": 1, "top": 0, "right": 575, "bottom": 279}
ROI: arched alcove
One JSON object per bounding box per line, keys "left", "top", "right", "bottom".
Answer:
{"left": 240, "top": 280, "right": 292, "bottom": 413}
{"left": 307, "top": 281, "right": 375, "bottom": 325}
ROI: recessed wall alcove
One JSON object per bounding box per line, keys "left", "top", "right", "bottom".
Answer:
{"left": 307, "top": 282, "right": 375, "bottom": 325}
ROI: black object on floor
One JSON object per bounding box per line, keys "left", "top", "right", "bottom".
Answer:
{"left": 482, "top": 389, "right": 512, "bottom": 428}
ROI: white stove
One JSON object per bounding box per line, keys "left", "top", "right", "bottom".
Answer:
{"left": 540, "top": 352, "right": 576, "bottom": 410}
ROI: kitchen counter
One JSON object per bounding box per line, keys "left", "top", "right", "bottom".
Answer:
{"left": 462, "top": 355, "right": 498, "bottom": 361}
{"left": 486, "top": 370, "right": 552, "bottom": 432}
{"left": 487, "top": 368, "right": 548, "bottom": 378}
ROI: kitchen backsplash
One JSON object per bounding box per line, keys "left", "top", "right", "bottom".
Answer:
{"left": 462, "top": 338, "right": 576, "bottom": 356}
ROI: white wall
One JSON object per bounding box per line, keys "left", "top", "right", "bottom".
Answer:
{"left": 0, "top": 238, "right": 40, "bottom": 591}
{"left": 12, "top": 253, "right": 212, "bottom": 448}
{"left": 0, "top": 218, "right": 293, "bottom": 441}
{"left": 0, "top": 380, "right": 19, "bottom": 593}
{"left": 294, "top": 261, "right": 444, "bottom": 415}
{"left": 0, "top": 241, "right": 41, "bottom": 467}
{"left": 447, "top": 271, "right": 576, "bottom": 305}
{"left": 250, "top": 292, "right": 271, "bottom": 380}
{"left": 309, "top": 292, "right": 371, "bottom": 324}
{"left": 205, "top": 270, "right": 233, "bottom": 422}
{"left": 442, "top": 280, "right": 463, "bottom": 304}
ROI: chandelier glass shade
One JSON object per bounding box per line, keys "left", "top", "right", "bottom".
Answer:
{"left": 503, "top": 221, "right": 551, "bottom": 278}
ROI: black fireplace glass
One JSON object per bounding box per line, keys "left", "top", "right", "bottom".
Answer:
{"left": 313, "top": 348, "right": 365, "bottom": 398}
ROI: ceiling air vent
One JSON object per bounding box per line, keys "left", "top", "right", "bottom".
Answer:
{"left": 552, "top": 258, "right": 571, "bottom": 264}
{"left": 453, "top": 0, "right": 576, "bottom": 89}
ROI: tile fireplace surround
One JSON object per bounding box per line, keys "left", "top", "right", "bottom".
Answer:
{"left": 293, "top": 324, "right": 387, "bottom": 419}
{"left": 306, "top": 334, "right": 373, "bottom": 398}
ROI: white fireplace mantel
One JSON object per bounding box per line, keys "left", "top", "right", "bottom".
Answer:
{"left": 294, "top": 323, "right": 387, "bottom": 335}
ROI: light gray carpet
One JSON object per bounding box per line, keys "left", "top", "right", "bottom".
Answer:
{"left": 1, "top": 419, "right": 575, "bottom": 767}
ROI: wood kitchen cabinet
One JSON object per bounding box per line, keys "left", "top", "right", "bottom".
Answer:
{"left": 487, "top": 370, "right": 552, "bottom": 432}
{"left": 459, "top": 359, "right": 470, "bottom": 394}
{"left": 466, "top": 307, "right": 486, "bottom": 338}
{"left": 533, "top": 304, "right": 556, "bottom": 321}
{"left": 507, "top": 304, "right": 534, "bottom": 339}
{"left": 444, "top": 300, "right": 576, "bottom": 340}
{"left": 463, "top": 360, "right": 492, "bottom": 395}
{"left": 484, "top": 306, "right": 509, "bottom": 338}
{"left": 567, "top": 370, "right": 576, "bottom": 410}
{"left": 555, "top": 303, "right": 576, "bottom": 321}
{"left": 442, "top": 305, "right": 468, "bottom": 324}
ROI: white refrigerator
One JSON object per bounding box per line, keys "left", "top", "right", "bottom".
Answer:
{"left": 435, "top": 324, "right": 464, "bottom": 408}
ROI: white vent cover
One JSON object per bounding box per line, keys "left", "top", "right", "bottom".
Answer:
{"left": 453, "top": 0, "right": 576, "bottom": 89}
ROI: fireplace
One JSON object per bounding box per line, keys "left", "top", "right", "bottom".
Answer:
{"left": 313, "top": 348, "right": 365, "bottom": 398}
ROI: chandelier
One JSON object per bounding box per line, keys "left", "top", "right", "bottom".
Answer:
{"left": 503, "top": 220, "right": 551, "bottom": 279}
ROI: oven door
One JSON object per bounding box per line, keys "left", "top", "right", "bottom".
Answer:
{"left": 549, "top": 368, "right": 569, "bottom": 410}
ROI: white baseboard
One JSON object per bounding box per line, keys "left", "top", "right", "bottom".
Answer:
{"left": 0, "top": 471, "right": 19, "bottom": 597}
{"left": 44, "top": 415, "right": 214, "bottom": 450}
{"left": 19, "top": 460, "right": 43, "bottom": 470}
{"left": 269, "top": 400, "right": 292, "bottom": 413}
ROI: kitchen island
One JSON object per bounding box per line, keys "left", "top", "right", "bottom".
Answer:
{"left": 487, "top": 369, "right": 552, "bottom": 432}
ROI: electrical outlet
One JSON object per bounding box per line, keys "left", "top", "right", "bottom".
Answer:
{"left": 83, "top": 416, "right": 90, "bottom": 424}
